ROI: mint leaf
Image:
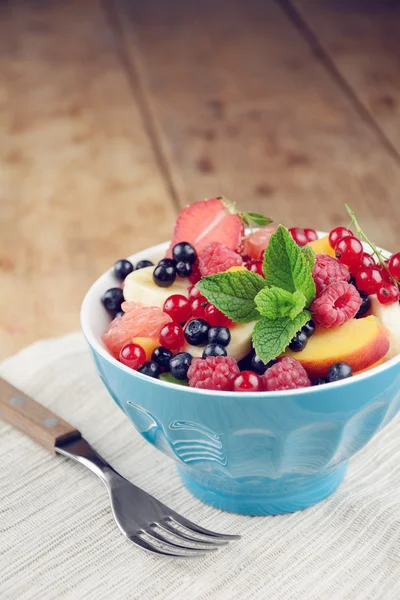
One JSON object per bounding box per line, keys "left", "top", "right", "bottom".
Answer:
{"left": 197, "top": 270, "right": 266, "bottom": 323}
{"left": 242, "top": 212, "right": 273, "bottom": 227}
{"left": 160, "top": 373, "right": 189, "bottom": 386}
{"left": 263, "top": 225, "right": 316, "bottom": 305}
{"left": 301, "top": 244, "right": 316, "bottom": 273}
{"left": 252, "top": 310, "right": 311, "bottom": 364}
{"left": 255, "top": 287, "right": 306, "bottom": 320}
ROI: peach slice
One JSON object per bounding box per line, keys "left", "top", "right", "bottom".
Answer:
{"left": 308, "top": 235, "right": 336, "bottom": 258}
{"left": 283, "top": 316, "right": 390, "bottom": 379}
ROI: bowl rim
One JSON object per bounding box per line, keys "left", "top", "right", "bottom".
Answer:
{"left": 81, "top": 236, "right": 400, "bottom": 398}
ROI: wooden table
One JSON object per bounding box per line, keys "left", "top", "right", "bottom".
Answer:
{"left": 1, "top": 0, "right": 400, "bottom": 359}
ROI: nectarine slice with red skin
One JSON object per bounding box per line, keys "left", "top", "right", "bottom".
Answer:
{"left": 283, "top": 316, "right": 390, "bottom": 379}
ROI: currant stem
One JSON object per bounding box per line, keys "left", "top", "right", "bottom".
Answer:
{"left": 345, "top": 204, "right": 398, "bottom": 284}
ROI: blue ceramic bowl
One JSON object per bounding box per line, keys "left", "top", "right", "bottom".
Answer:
{"left": 81, "top": 240, "right": 400, "bottom": 516}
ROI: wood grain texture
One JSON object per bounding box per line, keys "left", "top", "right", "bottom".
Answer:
{"left": 292, "top": 0, "right": 400, "bottom": 155}
{"left": 0, "top": 0, "right": 176, "bottom": 358}
{"left": 0, "top": 377, "right": 80, "bottom": 453}
{"left": 113, "top": 0, "right": 400, "bottom": 248}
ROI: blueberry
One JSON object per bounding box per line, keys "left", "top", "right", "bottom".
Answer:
{"left": 138, "top": 361, "right": 161, "bottom": 378}
{"left": 356, "top": 291, "right": 371, "bottom": 319}
{"left": 175, "top": 261, "right": 193, "bottom": 278}
{"left": 152, "top": 346, "right": 173, "bottom": 370}
{"left": 101, "top": 287, "right": 124, "bottom": 315}
{"left": 202, "top": 343, "right": 227, "bottom": 358}
{"left": 301, "top": 320, "right": 316, "bottom": 339}
{"left": 113, "top": 259, "right": 134, "bottom": 281}
{"left": 238, "top": 352, "right": 255, "bottom": 372}
{"left": 158, "top": 258, "right": 176, "bottom": 268}
{"left": 349, "top": 275, "right": 357, "bottom": 287}
{"left": 169, "top": 352, "right": 192, "bottom": 380}
{"left": 327, "top": 362, "right": 353, "bottom": 383}
{"left": 172, "top": 242, "right": 197, "bottom": 265}
{"left": 135, "top": 260, "right": 154, "bottom": 270}
{"left": 184, "top": 318, "right": 210, "bottom": 346}
{"left": 251, "top": 355, "right": 276, "bottom": 375}
{"left": 153, "top": 264, "right": 176, "bottom": 287}
{"left": 115, "top": 311, "right": 125, "bottom": 318}
{"left": 312, "top": 378, "right": 326, "bottom": 386}
{"left": 288, "top": 331, "right": 308, "bottom": 352}
{"left": 208, "top": 326, "right": 231, "bottom": 347}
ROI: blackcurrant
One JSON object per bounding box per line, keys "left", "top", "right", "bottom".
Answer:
{"left": 202, "top": 343, "right": 227, "bottom": 358}
{"left": 238, "top": 352, "right": 255, "bottom": 372}
{"left": 288, "top": 331, "right": 308, "bottom": 352}
{"left": 135, "top": 259, "right": 154, "bottom": 270}
{"left": 208, "top": 326, "right": 231, "bottom": 347}
{"left": 301, "top": 320, "right": 316, "bottom": 339}
{"left": 327, "top": 362, "right": 353, "bottom": 383}
{"left": 169, "top": 352, "right": 192, "bottom": 380}
{"left": 152, "top": 346, "right": 173, "bottom": 370}
{"left": 153, "top": 264, "right": 176, "bottom": 287}
{"left": 251, "top": 355, "right": 276, "bottom": 375}
{"left": 101, "top": 287, "right": 124, "bottom": 315}
{"left": 355, "top": 290, "right": 371, "bottom": 319}
{"left": 175, "top": 261, "right": 193, "bottom": 278}
{"left": 312, "top": 378, "right": 326, "bottom": 386}
{"left": 184, "top": 318, "right": 210, "bottom": 346}
{"left": 158, "top": 258, "right": 176, "bottom": 268}
{"left": 115, "top": 311, "right": 125, "bottom": 318}
{"left": 172, "top": 242, "right": 197, "bottom": 265}
{"left": 138, "top": 361, "right": 161, "bottom": 378}
{"left": 113, "top": 259, "right": 134, "bottom": 281}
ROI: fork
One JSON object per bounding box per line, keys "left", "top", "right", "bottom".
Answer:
{"left": 0, "top": 377, "right": 239, "bottom": 557}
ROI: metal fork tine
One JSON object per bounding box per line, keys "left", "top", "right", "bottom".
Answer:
{"left": 146, "top": 526, "right": 217, "bottom": 553}
{"left": 154, "top": 522, "right": 226, "bottom": 548}
{"left": 168, "top": 515, "right": 241, "bottom": 541}
{"left": 129, "top": 534, "right": 209, "bottom": 558}
{"left": 160, "top": 519, "right": 229, "bottom": 546}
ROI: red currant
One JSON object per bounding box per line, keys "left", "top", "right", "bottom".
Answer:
{"left": 356, "top": 266, "right": 384, "bottom": 295}
{"left": 204, "top": 304, "right": 233, "bottom": 327}
{"left": 304, "top": 228, "right": 318, "bottom": 242}
{"left": 335, "top": 236, "right": 363, "bottom": 271}
{"left": 232, "top": 371, "right": 264, "bottom": 392}
{"left": 376, "top": 264, "right": 392, "bottom": 282}
{"left": 328, "top": 227, "right": 353, "bottom": 249}
{"left": 159, "top": 323, "right": 185, "bottom": 351}
{"left": 377, "top": 284, "right": 399, "bottom": 305}
{"left": 190, "top": 297, "right": 208, "bottom": 319}
{"left": 188, "top": 262, "right": 201, "bottom": 284}
{"left": 289, "top": 227, "right": 308, "bottom": 246}
{"left": 388, "top": 252, "right": 400, "bottom": 281}
{"left": 357, "top": 252, "right": 375, "bottom": 271}
{"left": 246, "top": 259, "right": 264, "bottom": 277}
{"left": 188, "top": 285, "right": 206, "bottom": 302}
{"left": 119, "top": 343, "right": 146, "bottom": 370}
{"left": 163, "top": 294, "right": 191, "bottom": 323}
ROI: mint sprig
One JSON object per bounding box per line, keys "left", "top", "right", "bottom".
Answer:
{"left": 197, "top": 270, "right": 266, "bottom": 323}
{"left": 252, "top": 310, "right": 311, "bottom": 364}
{"left": 240, "top": 212, "right": 273, "bottom": 227}
{"left": 263, "top": 225, "right": 316, "bottom": 304}
{"left": 197, "top": 225, "right": 317, "bottom": 362}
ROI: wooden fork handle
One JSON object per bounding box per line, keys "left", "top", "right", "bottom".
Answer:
{"left": 0, "top": 377, "right": 81, "bottom": 453}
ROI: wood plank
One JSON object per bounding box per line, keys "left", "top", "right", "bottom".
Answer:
{"left": 113, "top": 0, "right": 400, "bottom": 251}
{"left": 0, "top": 0, "right": 177, "bottom": 359}
{"left": 292, "top": 0, "right": 400, "bottom": 154}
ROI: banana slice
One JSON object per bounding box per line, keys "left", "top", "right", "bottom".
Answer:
{"left": 370, "top": 294, "right": 400, "bottom": 359}
{"left": 123, "top": 266, "right": 189, "bottom": 308}
{"left": 184, "top": 321, "right": 256, "bottom": 362}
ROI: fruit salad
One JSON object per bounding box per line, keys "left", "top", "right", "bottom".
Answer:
{"left": 100, "top": 198, "right": 400, "bottom": 392}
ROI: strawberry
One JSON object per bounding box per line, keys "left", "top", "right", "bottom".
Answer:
{"left": 167, "top": 198, "right": 244, "bottom": 257}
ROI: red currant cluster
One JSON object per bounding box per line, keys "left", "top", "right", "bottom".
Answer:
{"left": 328, "top": 227, "right": 400, "bottom": 305}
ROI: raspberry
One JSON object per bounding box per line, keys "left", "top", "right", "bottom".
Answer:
{"left": 263, "top": 357, "right": 311, "bottom": 391}
{"left": 312, "top": 254, "right": 350, "bottom": 296}
{"left": 311, "top": 281, "right": 362, "bottom": 328}
{"left": 199, "top": 242, "right": 243, "bottom": 276}
{"left": 188, "top": 356, "right": 240, "bottom": 391}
